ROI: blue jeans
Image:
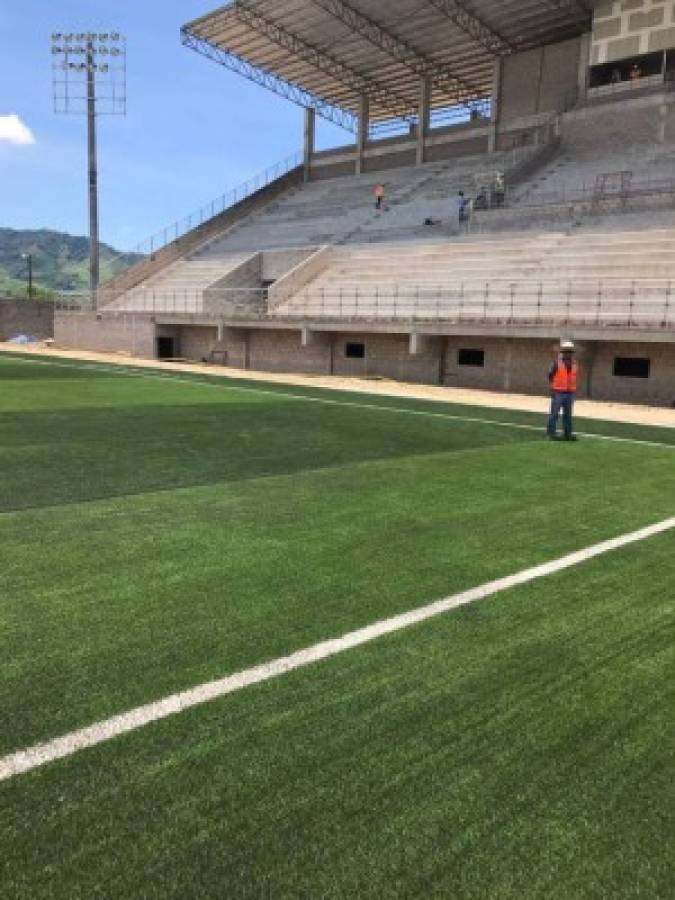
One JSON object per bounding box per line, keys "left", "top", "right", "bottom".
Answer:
{"left": 547, "top": 392, "right": 575, "bottom": 438}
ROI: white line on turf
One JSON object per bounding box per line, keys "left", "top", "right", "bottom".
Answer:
{"left": 1, "top": 514, "right": 674, "bottom": 783}
{"left": 4, "top": 353, "right": 675, "bottom": 451}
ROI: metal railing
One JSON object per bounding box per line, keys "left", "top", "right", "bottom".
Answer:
{"left": 504, "top": 170, "right": 675, "bottom": 211}
{"left": 54, "top": 279, "right": 675, "bottom": 329}
{"left": 99, "top": 150, "right": 304, "bottom": 282}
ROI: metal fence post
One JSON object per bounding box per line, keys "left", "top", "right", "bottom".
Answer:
{"left": 663, "top": 281, "right": 671, "bottom": 327}
{"left": 595, "top": 282, "right": 602, "bottom": 325}
{"left": 565, "top": 281, "right": 571, "bottom": 325}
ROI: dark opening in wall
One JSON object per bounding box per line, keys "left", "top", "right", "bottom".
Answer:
{"left": 613, "top": 357, "right": 650, "bottom": 379}
{"left": 589, "top": 50, "right": 664, "bottom": 88}
{"left": 458, "top": 348, "right": 485, "bottom": 367}
{"left": 345, "top": 342, "right": 365, "bottom": 359}
{"left": 156, "top": 336, "right": 176, "bottom": 360}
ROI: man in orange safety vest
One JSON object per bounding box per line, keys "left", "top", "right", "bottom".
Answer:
{"left": 547, "top": 340, "right": 578, "bottom": 441}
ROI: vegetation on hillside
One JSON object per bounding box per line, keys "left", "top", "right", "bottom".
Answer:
{"left": 0, "top": 227, "right": 142, "bottom": 297}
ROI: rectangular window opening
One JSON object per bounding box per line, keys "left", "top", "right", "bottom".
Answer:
{"left": 345, "top": 342, "right": 365, "bottom": 359}
{"left": 458, "top": 348, "right": 485, "bottom": 367}
{"left": 613, "top": 357, "right": 650, "bottom": 379}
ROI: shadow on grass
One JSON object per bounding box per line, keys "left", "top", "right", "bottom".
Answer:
{"left": 0, "top": 400, "right": 536, "bottom": 512}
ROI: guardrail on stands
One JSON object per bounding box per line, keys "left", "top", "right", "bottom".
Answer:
{"left": 99, "top": 150, "right": 304, "bottom": 283}
{"left": 54, "top": 278, "right": 675, "bottom": 329}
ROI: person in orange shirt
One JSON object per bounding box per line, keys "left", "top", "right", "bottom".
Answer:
{"left": 547, "top": 341, "right": 578, "bottom": 441}
{"left": 374, "top": 183, "right": 385, "bottom": 210}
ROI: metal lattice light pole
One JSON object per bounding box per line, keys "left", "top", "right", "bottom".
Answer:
{"left": 51, "top": 31, "right": 126, "bottom": 300}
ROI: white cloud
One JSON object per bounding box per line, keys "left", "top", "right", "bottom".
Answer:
{"left": 0, "top": 114, "right": 35, "bottom": 146}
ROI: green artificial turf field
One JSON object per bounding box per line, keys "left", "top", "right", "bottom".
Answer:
{"left": 1, "top": 351, "right": 674, "bottom": 899}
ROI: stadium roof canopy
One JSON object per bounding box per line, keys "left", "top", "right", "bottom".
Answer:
{"left": 182, "top": 1, "right": 597, "bottom": 132}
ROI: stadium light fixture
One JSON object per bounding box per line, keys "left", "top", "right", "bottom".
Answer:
{"left": 51, "top": 31, "right": 126, "bottom": 297}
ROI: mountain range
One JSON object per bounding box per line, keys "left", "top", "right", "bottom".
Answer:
{"left": 0, "top": 227, "right": 142, "bottom": 296}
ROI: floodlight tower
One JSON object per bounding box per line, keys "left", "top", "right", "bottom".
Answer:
{"left": 51, "top": 31, "right": 126, "bottom": 300}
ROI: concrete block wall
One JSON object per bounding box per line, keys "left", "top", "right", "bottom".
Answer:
{"left": 499, "top": 38, "right": 581, "bottom": 124}
{"left": 178, "top": 325, "right": 219, "bottom": 361}
{"left": 590, "top": 339, "right": 675, "bottom": 403}
{"left": 442, "top": 337, "right": 562, "bottom": 395}
{"left": 249, "top": 328, "right": 329, "bottom": 375}
{"left": 592, "top": 0, "right": 675, "bottom": 64}
{"left": 204, "top": 254, "right": 262, "bottom": 315}
{"left": 331, "top": 332, "right": 440, "bottom": 383}
{"left": 0, "top": 298, "right": 54, "bottom": 341}
{"left": 262, "top": 249, "right": 318, "bottom": 282}
{"left": 54, "top": 312, "right": 156, "bottom": 358}
{"left": 49, "top": 314, "right": 675, "bottom": 406}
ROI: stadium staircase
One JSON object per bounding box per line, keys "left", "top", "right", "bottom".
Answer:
{"left": 102, "top": 147, "right": 541, "bottom": 315}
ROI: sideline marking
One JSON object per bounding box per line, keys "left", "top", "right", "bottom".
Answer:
{"left": 3, "top": 352, "right": 675, "bottom": 451}
{"left": 2, "top": 514, "right": 675, "bottom": 782}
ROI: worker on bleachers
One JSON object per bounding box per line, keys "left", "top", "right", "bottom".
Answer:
{"left": 374, "top": 183, "right": 385, "bottom": 210}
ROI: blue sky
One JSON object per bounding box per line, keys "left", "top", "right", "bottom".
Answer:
{"left": 0, "top": 1, "right": 349, "bottom": 250}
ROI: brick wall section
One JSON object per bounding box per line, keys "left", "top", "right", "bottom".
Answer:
{"left": 0, "top": 298, "right": 54, "bottom": 341}
{"left": 591, "top": 340, "right": 675, "bottom": 404}
{"left": 54, "top": 312, "right": 156, "bottom": 358}
{"left": 331, "top": 332, "right": 439, "bottom": 383}
{"left": 48, "top": 315, "right": 675, "bottom": 407}
{"left": 500, "top": 38, "right": 581, "bottom": 124}
{"left": 179, "top": 326, "right": 220, "bottom": 361}
{"left": 249, "top": 329, "right": 329, "bottom": 375}
{"left": 592, "top": 0, "right": 675, "bottom": 65}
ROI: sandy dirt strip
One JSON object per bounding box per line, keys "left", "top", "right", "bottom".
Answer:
{"left": 1, "top": 341, "right": 674, "bottom": 429}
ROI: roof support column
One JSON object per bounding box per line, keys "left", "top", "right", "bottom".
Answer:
{"left": 416, "top": 76, "right": 431, "bottom": 165}
{"left": 577, "top": 32, "right": 591, "bottom": 103}
{"left": 356, "top": 95, "right": 369, "bottom": 175}
{"left": 303, "top": 107, "right": 316, "bottom": 183}
{"left": 488, "top": 57, "right": 502, "bottom": 154}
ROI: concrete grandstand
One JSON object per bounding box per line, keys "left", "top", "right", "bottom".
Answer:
{"left": 55, "top": 1, "right": 675, "bottom": 406}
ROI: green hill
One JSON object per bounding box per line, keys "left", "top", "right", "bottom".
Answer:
{"left": 0, "top": 227, "right": 142, "bottom": 296}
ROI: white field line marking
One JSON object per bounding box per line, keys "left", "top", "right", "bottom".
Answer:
{"left": 2, "top": 514, "right": 675, "bottom": 783}
{"left": 4, "top": 353, "right": 675, "bottom": 452}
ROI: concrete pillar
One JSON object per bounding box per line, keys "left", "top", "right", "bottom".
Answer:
{"left": 577, "top": 32, "right": 591, "bottom": 104}
{"left": 301, "top": 326, "right": 319, "bottom": 347}
{"left": 303, "top": 107, "right": 315, "bottom": 183}
{"left": 409, "top": 332, "right": 424, "bottom": 356}
{"left": 356, "top": 95, "right": 369, "bottom": 175}
{"left": 503, "top": 339, "right": 513, "bottom": 392}
{"left": 416, "top": 76, "right": 431, "bottom": 166}
{"left": 658, "top": 103, "right": 668, "bottom": 144}
{"left": 409, "top": 332, "right": 440, "bottom": 357}
{"left": 489, "top": 57, "right": 503, "bottom": 153}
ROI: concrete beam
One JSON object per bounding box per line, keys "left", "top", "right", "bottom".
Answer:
{"left": 304, "top": 107, "right": 316, "bottom": 182}
{"left": 489, "top": 57, "right": 502, "bottom": 152}
{"left": 356, "top": 95, "right": 369, "bottom": 175}
{"left": 416, "top": 77, "right": 431, "bottom": 165}
{"left": 577, "top": 32, "right": 591, "bottom": 103}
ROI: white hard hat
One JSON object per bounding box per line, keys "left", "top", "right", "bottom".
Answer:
{"left": 560, "top": 340, "right": 576, "bottom": 352}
